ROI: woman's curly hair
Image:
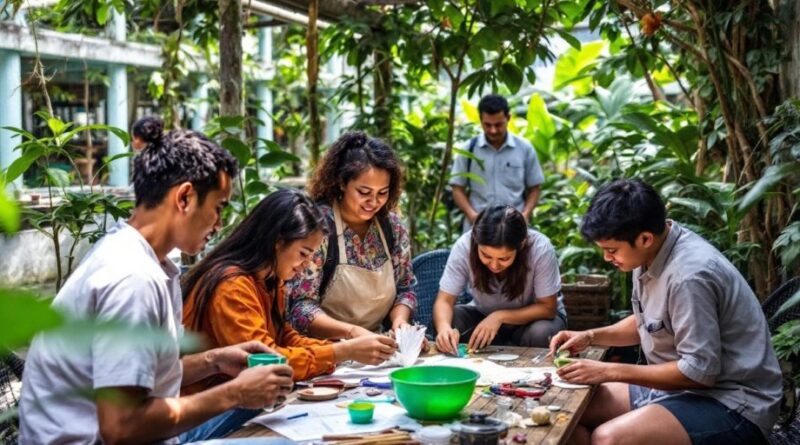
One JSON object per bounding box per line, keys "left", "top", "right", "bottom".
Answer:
{"left": 307, "top": 131, "right": 404, "bottom": 216}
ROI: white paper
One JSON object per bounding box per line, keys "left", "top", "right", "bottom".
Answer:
{"left": 418, "top": 355, "right": 533, "bottom": 384}
{"left": 388, "top": 325, "right": 426, "bottom": 367}
{"left": 247, "top": 400, "right": 408, "bottom": 442}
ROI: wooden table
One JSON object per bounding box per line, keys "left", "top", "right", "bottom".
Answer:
{"left": 228, "top": 346, "right": 606, "bottom": 444}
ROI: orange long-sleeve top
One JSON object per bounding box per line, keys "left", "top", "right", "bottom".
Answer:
{"left": 183, "top": 272, "right": 336, "bottom": 389}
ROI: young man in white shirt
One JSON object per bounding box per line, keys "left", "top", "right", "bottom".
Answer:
{"left": 21, "top": 129, "right": 294, "bottom": 444}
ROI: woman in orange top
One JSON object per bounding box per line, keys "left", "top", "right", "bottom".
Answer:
{"left": 182, "top": 189, "right": 397, "bottom": 388}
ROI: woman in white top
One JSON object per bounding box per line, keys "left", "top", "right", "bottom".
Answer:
{"left": 434, "top": 205, "right": 567, "bottom": 354}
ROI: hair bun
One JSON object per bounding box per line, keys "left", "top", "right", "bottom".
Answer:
{"left": 142, "top": 120, "right": 163, "bottom": 144}
{"left": 133, "top": 116, "right": 164, "bottom": 144}
{"left": 343, "top": 131, "right": 367, "bottom": 149}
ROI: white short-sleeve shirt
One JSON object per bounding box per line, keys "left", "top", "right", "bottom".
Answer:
{"left": 19, "top": 221, "right": 183, "bottom": 444}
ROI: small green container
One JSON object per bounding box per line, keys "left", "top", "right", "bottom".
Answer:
{"left": 247, "top": 353, "right": 287, "bottom": 367}
{"left": 390, "top": 366, "right": 479, "bottom": 421}
{"left": 348, "top": 402, "right": 375, "bottom": 424}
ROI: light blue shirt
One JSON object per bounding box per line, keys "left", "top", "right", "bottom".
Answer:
{"left": 449, "top": 132, "right": 544, "bottom": 220}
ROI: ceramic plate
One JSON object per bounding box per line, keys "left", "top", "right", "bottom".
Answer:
{"left": 297, "top": 386, "right": 341, "bottom": 401}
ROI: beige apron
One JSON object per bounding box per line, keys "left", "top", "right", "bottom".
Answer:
{"left": 319, "top": 202, "right": 396, "bottom": 332}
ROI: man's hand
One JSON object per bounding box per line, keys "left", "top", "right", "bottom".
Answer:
{"left": 435, "top": 327, "right": 460, "bottom": 355}
{"left": 208, "top": 341, "right": 274, "bottom": 377}
{"left": 231, "top": 364, "right": 294, "bottom": 409}
{"left": 547, "top": 330, "right": 593, "bottom": 359}
{"left": 556, "top": 359, "right": 616, "bottom": 385}
{"left": 468, "top": 313, "right": 503, "bottom": 351}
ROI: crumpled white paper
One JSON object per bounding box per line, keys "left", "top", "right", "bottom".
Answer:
{"left": 388, "top": 324, "right": 427, "bottom": 367}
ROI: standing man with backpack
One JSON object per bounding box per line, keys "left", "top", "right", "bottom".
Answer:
{"left": 450, "top": 94, "right": 545, "bottom": 231}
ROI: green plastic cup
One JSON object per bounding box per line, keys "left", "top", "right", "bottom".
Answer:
{"left": 348, "top": 402, "right": 375, "bottom": 424}
{"left": 247, "top": 353, "right": 287, "bottom": 367}
{"left": 389, "top": 366, "right": 478, "bottom": 421}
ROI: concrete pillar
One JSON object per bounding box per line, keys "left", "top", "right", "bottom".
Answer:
{"left": 0, "top": 50, "right": 22, "bottom": 187}
{"left": 106, "top": 9, "right": 128, "bottom": 187}
{"left": 325, "top": 55, "right": 345, "bottom": 144}
{"left": 256, "top": 27, "right": 274, "bottom": 170}
{"left": 191, "top": 75, "right": 209, "bottom": 131}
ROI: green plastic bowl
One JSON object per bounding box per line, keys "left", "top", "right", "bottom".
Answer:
{"left": 389, "top": 366, "right": 479, "bottom": 421}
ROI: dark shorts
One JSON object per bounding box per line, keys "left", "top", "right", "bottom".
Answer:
{"left": 629, "top": 385, "right": 767, "bottom": 445}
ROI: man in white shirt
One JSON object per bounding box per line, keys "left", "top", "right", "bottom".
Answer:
{"left": 20, "top": 129, "right": 294, "bottom": 444}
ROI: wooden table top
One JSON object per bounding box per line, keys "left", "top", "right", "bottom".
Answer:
{"left": 228, "top": 345, "right": 606, "bottom": 444}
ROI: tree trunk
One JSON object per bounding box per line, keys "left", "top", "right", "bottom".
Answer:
{"left": 306, "top": 0, "right": 321, "bottom": 166}
{"left": 219, "top": 0, "right": 243, "bottom": 117}
{"left": 373, "top": 47, "right": 392, "bottom": 141}
{"left": 777, "top": 0, "right": 800, "bottom": 101}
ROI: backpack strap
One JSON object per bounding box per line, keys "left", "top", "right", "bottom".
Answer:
{"left": 465, "top": 136, "right": 478, "bottom": 190}
{"left": 319, "top": 211, "right": 338, "bottom": 297}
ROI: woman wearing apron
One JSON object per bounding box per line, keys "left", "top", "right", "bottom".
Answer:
{"left": 182, "top": 189, "right": 398, "bottom": 390}
{"left": 286, "top": 131, "right": 417, "bottom": 339}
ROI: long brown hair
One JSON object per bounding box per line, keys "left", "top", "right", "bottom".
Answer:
{"left": 469, "top": 205, "right": 531, "bottom": 300}
{"left": 307, "top": 131, "right": 404, "bottom": 217}
{"left": 182, "top": 189, "right": 327, "bottom": 332}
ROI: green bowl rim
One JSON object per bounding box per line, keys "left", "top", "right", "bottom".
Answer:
{"left": 389, "top": 365, "right": 479, "bottom": 386}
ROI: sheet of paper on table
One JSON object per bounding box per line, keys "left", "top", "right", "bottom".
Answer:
{"left": 247, "top": 400, "right": 408, "bottom": 442}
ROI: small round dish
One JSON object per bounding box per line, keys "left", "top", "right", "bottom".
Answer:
{"left": 297, "top": 386, "right": 341, "bottom": 401}
{"left": 487, "top": 353, "right": 520, "bottom": 361}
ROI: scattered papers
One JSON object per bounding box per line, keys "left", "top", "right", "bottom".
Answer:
{"left": 248, "top": 400, "right": 407, "bottom": 442}
{"left": 388, "top": 325, "right": 426, "bottom": 367}
{"left": 418, "top": 355, "right": 532, "bottom": 385}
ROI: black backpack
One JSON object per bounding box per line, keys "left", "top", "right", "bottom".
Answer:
{"left": 318, "top": 210, "right": 396, "bottom": 297}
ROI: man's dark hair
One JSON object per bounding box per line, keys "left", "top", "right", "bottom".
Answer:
{"left": 133, "top": 129, "right": 238, "bottom": 209}
{"left": 580, "top": 179, "right": 667, "bottom": 245}
{"left": 478, "top": 94, "right": 510, "bottom": 116}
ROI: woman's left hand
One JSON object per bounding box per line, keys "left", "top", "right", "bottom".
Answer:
{"left": 468, "top": 313, "right": 503, "bottom": 351}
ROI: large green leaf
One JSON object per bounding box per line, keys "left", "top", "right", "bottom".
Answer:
{"left": 221, "top": 137, "right": 252, "bottom": 166}
{"left": 553, "top": 40, "right": 605, "bottom": 96}
{"left": 669, "top": 197, "right": 716, "bottom": 219}
{"left": 45, "top": 167, "right": 71, "bottom": 188}
{"left": 500, "top": 63, "right": 523, "bottom": 94}
{"left": 0, "top": 186, "right": 20, "bottom": 233}
{"left": 4, "top": 144, "right": 46, "bottom": 183}
{"left": 0, "top": 289, "right": 63, "bottom": 350}
{"left": 259, "top": 151, "right": 300, "bottom": 168}
{"left": 526, "top": 94, "right": 556, "bottom": 138}
{"left": 738, "top": 163, "right": 798, "bottom": 212}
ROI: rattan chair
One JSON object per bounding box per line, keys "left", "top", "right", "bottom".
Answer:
{"left": 762, "top": 277, "right": 800, "bottom": 445}
{"left": 0, "top": 352, "right": 24, "bottom": 445}
{"left": 411, "top": 249, "right": 451, "bottom": 331}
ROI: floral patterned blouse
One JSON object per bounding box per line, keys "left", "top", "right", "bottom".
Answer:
{"left": 286, "top": 204, "right": 417, "bottom": 333}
